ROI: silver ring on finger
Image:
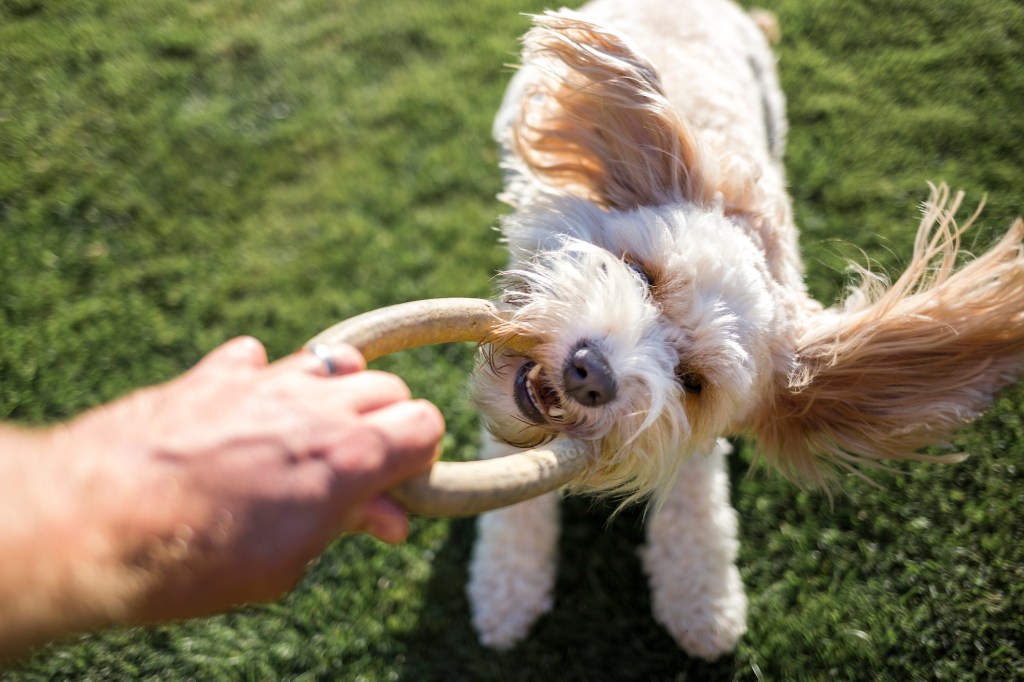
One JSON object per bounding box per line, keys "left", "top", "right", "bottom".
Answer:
{"left": 307, "top": 344, "right": 338, "bottom": 376}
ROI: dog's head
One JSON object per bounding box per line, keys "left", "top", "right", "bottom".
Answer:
{"left": 473, "top": 199, "right": 783, "bottom": 503}
{"left": 471, "top": 12, "right": 787, "bottom": 503}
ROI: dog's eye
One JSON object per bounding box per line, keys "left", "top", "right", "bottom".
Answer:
{"left": 626, "top": 261, "right": 652, "bottom": 287}
{"left": 675, "top": 366, "right": 703, "bottom": 395}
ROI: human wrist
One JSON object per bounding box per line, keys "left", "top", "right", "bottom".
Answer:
{"left": 0, "top": 419, "right": 170, "bottom": 656}
{"left": 51, "top": 413, "right": 188, "bottom": 627}
{"left": 0, "top": 424, "right": 121, "bottom": 656}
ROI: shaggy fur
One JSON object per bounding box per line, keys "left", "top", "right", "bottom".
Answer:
{"left": 467, "top": 0, "right": 1024, "bottom": 661}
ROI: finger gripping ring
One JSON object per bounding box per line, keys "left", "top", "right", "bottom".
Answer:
{"left": 305, "top": 298, "right": 589, "bottom": 518}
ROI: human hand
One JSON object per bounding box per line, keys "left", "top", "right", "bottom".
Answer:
{"left": 52, "top": 336, "right": 444, "bottom": 625}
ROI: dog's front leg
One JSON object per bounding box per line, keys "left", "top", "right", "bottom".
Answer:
{"left": 640, "top": 439, "right": 747, "bottom": 661}
{"left": 467, "top": 432, "right": 560, "bottom": 649}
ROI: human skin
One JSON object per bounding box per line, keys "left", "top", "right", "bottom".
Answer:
{"left": 0, "top": 337, "right": 444, "bottom": 659}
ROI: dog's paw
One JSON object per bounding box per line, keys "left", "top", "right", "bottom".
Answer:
{"left": 467, "top": 493, "right": 559, "bottom": 650}
{"left": 644, "top": 554, "right": 748, "bottom": 661}
{"left": 468, "top": 568, "right": 553, "bottom": 650}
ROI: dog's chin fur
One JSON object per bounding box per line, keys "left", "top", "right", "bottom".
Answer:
{"left": 467, "top": 0, "right": 1024, "bottom": 660}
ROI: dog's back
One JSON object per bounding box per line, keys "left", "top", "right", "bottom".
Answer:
{"left": 493, "top": 0, "right": 806, "bottom": 299}
{"left": 495, "top": 0, "right": 786, "bottom": 175}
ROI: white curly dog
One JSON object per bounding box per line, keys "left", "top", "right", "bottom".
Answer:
{"left": 466, "top": 0, "right": 1024, "bottom": 661}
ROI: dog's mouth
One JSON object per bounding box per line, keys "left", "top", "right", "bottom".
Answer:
{"left": 513, "top": 361, "right": 566, "bottom": 426}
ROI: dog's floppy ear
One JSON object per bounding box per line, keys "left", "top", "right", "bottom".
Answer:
{"left": 753, "top": 185, "right": 1024, "bottom": 485}
{"left": 511, "top": 11, "right": 720, "bottom": 210}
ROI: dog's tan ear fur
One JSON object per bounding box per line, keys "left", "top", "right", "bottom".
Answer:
{"left": 754, "top": 185, "right": 1024, "bottom": 486}
{"left": 513, "top": 11, "right": 720, "bottom": 210}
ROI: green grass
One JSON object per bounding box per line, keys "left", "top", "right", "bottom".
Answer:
{"left": 2, "top": 0, "right": 1023, "bottom": 679}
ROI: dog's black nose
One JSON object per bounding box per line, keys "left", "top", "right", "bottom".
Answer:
{"left": 563, "top": 342, "right": 618, "bottom": 407}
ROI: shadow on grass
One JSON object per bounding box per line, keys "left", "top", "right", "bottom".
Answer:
{"left": 397, "top": 475, "right": 749, "bottom": 680}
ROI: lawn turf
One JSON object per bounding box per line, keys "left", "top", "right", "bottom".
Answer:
{"left": 2, "top": 0, "right": 1023, "bottom": 679}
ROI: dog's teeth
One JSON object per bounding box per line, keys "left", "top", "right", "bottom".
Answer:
{"left": 527, "top": 363, "right": 543, "bottom": 382}
{"left": 525, "top": 378, "right": 542, "bottom": 412}
{"left": 548, "top": 406, "right": 565, "bottom": 418}
{"left": 526, "top": 364, "right": 544, "bottom": 412}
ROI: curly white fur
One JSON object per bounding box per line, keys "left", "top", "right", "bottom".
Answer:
{"left": 468, "top": 0, "right": 1024, "bottom": 661}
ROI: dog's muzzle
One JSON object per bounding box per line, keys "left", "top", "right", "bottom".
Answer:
{"left": 511, "top": 341, "right": 618, "bottom": 428}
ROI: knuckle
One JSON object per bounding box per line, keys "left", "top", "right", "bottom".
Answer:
{"left": 228, "top": 336, "right": 268, "bottom": 366}
{"left": 412, "top": 399, "right": 445, "bottom": 434}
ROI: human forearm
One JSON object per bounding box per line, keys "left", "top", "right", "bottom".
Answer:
{"left": 0, "top": 338, "right": 442, "bottom": 660}
{"left": 0, "top": 424, "right": 150, "bottom": 659}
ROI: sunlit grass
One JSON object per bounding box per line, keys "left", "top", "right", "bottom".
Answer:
{"left": 2, "top": 0, "right": 1022, "bottom": 678}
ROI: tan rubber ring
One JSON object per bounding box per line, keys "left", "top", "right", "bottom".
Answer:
{"left": 305, "top": 298, "right": 588, "bottom": 517}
